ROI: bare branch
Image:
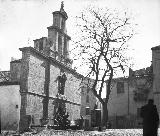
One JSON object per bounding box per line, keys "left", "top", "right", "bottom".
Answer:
{"left": 71, "top": 6, "right": 135, "bottom": 125}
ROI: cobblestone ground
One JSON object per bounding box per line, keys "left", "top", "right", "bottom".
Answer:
{"left": 2, "top": 129, "right": 160, "bottom": 136}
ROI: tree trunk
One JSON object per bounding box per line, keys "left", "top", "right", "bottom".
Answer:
{"left": 102, "top": 102, "right": 108, "bottom": 127}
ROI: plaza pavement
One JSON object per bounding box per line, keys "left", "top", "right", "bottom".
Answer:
{"left": 2, "top": 129, "right": 160, "bottom": 136}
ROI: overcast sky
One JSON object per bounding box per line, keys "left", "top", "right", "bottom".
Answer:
{"left": 0, "top": 0, "right": 160, "bottom": 72}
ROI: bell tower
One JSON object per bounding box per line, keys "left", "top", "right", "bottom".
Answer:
{"left": 47, "top": 1, "right": 72, "bottom": 67}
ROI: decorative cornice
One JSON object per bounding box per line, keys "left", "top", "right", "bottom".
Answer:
{"left": 47, "top": 26, "right": 71, "bottom": 40}
{"left": 52, "top": 11, "right": 68, "bottom": 20}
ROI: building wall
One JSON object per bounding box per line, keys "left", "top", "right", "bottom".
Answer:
{"left": 49, "top": 64, "right": 60, "bottom": 97}
{"left": 0, "top": 84, "right": 20, "bottom": 130}
{"left": 64, "top": 73, "right": 81, "bottom": 105}
{"left": 107, "top": 77, "right": 153, "bottom": 128}
{"left": 26, "top": 94, "right": 43, "bottom": 125}
{"left": 19, "top": 47, "right": 82, "bottom": 128}
{"left": 152, "top": 47, "right": 160, "bottom": 116}
{"left": 108, "top": 81, "right": 128, "bottom": 116}
{"left": 28, "top": 51, "right": 46, "bottom": 95}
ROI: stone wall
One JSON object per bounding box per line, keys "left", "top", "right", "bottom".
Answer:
{"left": 66, "top": 103, "right": 80, "bottom": 121}
{"left": 49, "top": 61, "right": 82, "bottom": 121}
{"left": 0, "top": 84, "right": 20, "bottom": 130}
{"left": 19, "top": 47, "right": 83, "bottom": 128}
{"left": 64, "top": 73, "right": 81, "bottom": 105}
{"left": 49, "top": 64, "right": 60, "bottom": 97}
{"left": 26, "top": 94, "right": 43, "bottom": 125}
{"left": 28, "top": 51, "right": 46, "bottom": 95}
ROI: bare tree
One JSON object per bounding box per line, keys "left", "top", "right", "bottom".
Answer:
{"left": 71, "top": 6, "right": 136, "bottom": 127}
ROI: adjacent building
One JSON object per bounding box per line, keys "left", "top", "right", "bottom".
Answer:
{"left": 106, "top": 67, "right": 153, "bottom": 128}
{"left": 105, "top": 45, "right": 160, "bottom": 129}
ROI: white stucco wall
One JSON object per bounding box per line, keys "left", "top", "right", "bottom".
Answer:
{"left": 108, "top": 79, "right": 152, "bottom": 117}
{"left": 0, "top": 84, "right": 21, "bottom": 130}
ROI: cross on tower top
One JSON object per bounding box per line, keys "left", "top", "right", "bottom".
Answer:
{"left": 60, "top": 1, "right": 64, "bottom": 11}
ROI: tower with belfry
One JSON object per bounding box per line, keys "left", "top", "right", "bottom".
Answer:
{"left": 0, "top": 2, "right": 97, "bottom": 132}
{"left": 33, "top": 1, "right": 72, "bottom": 67}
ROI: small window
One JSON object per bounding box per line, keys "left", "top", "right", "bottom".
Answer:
{"left": 58, "top": 35, "right": 62, "bottom": 54}
{"left": 54, "top": 18, "right": 58, "bottom": 26}
{"left": 117, "top": 82, "right": 124, "bottom": 94}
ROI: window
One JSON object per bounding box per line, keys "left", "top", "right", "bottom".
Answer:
{"left": 61, "top": 19, "right": 65, "bottom": 30}
{"left": 54, "top": 17, "right": 58, "bottom": 26}
{"left": 58, "top": 35, "right": 62, "bottom": 55}
{"left": 117, "top": 82, "right": 124, "bottom": 93}
{"left": 64, "top": 38, "right": 67, "bottom": 56}
{"left": 86, "top": 107, "right": 90, "bottom": 115}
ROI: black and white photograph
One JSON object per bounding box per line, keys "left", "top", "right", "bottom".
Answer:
{"left": 0, "top": 0, "right": 160, "bottom": 135}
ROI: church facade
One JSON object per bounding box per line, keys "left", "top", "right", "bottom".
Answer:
{"left": 0, "top": 3, "right": 97, "bottom": 131}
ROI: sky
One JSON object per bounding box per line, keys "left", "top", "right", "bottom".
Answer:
{"left": 0, "top": 0, "right": 160, "bottom": 72}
